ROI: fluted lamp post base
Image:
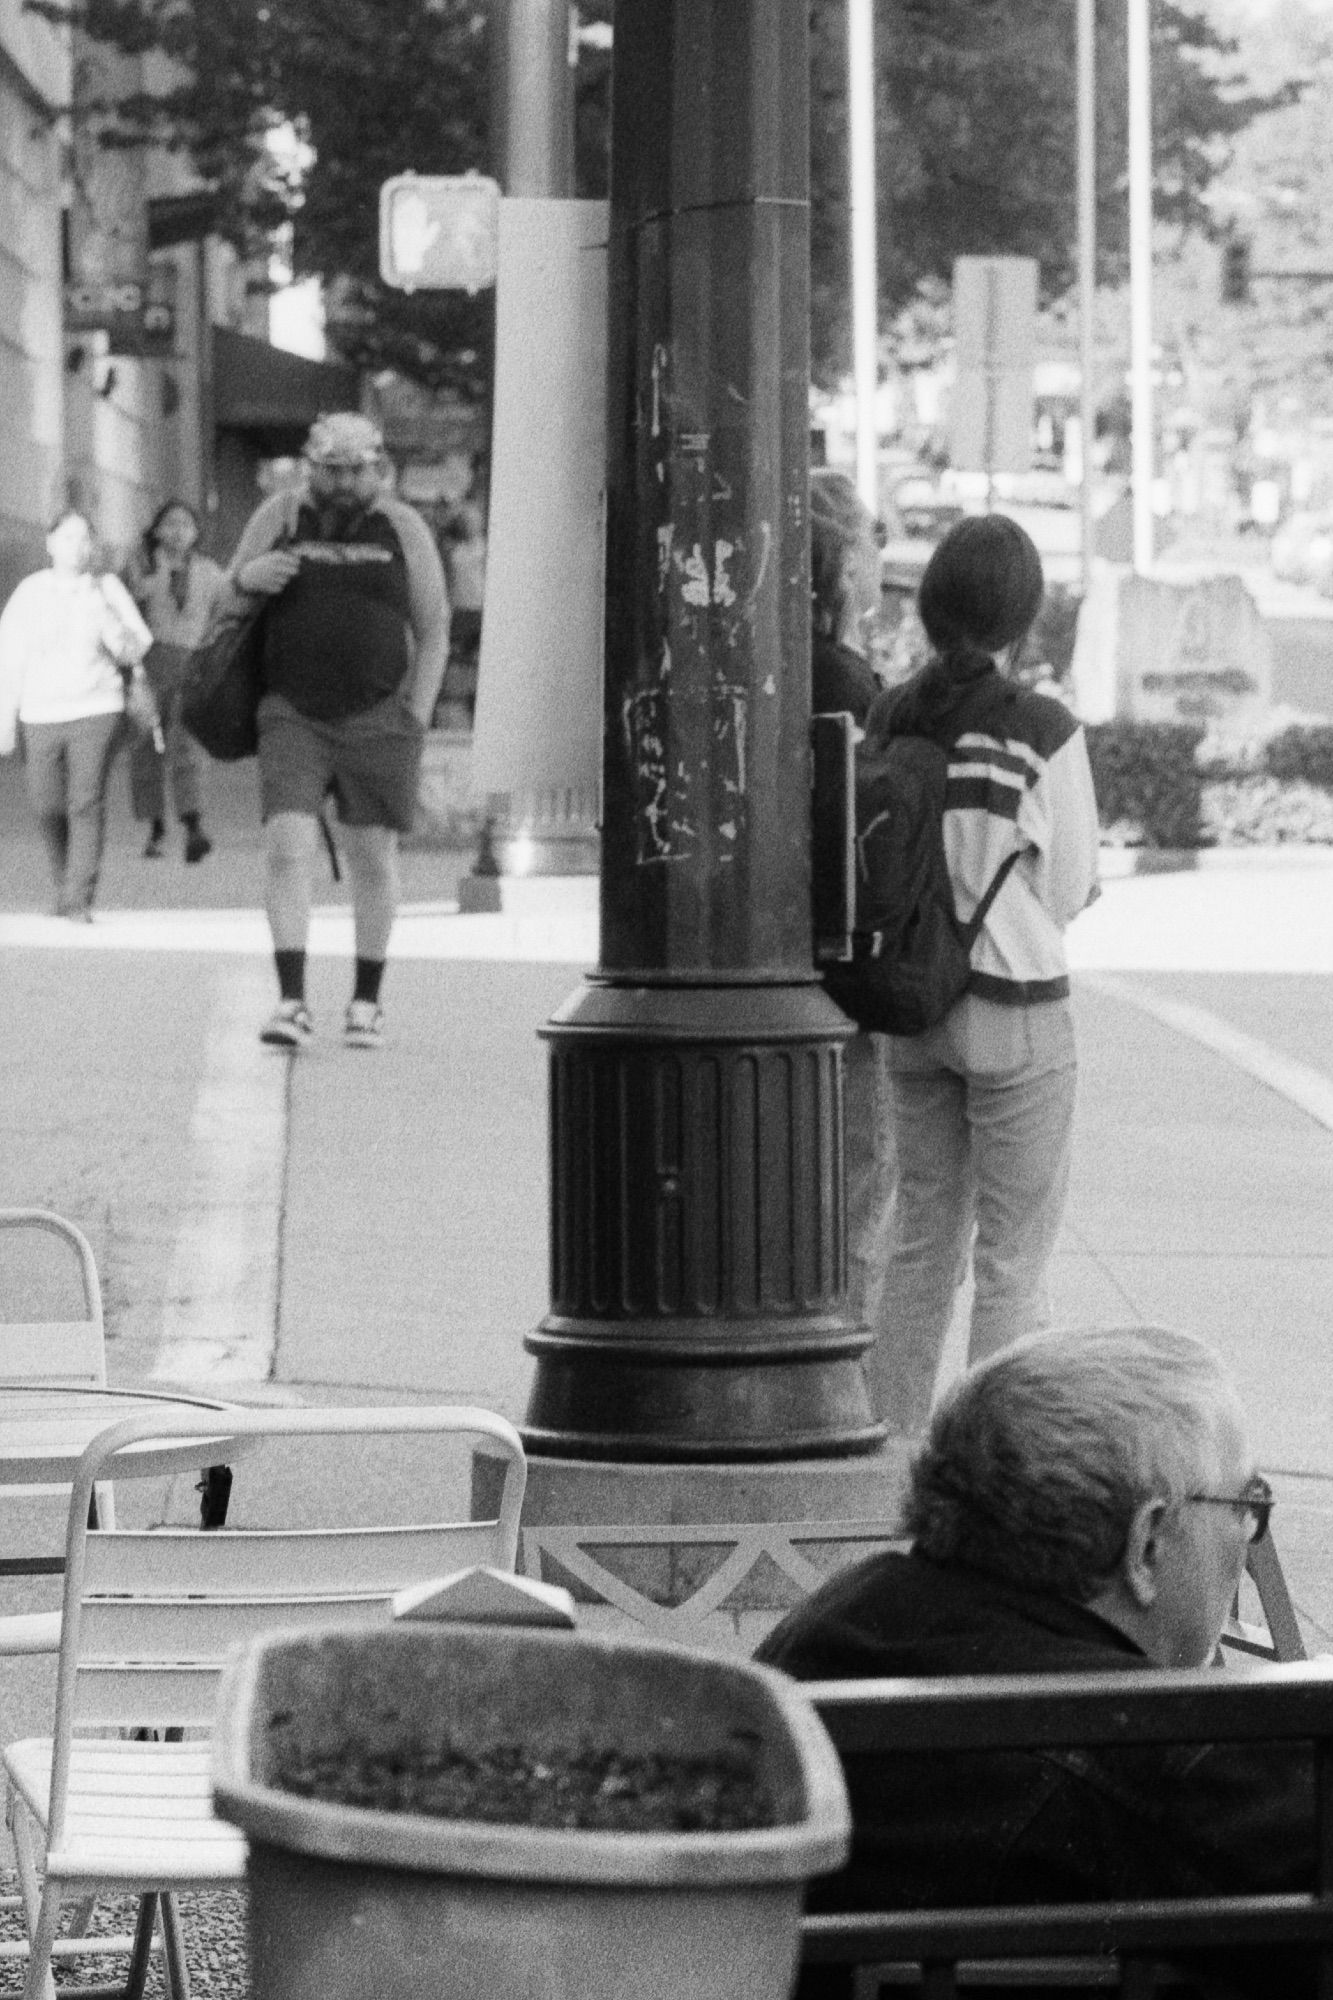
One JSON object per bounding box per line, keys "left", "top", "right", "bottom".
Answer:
{"left": 523, "top": 979, "right": 886, "bottom": 1462}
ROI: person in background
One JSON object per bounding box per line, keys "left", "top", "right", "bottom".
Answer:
{"left": 123, "top": 499, "right": 227, "bottom": 861}
{"left": 0, "top": 508, "right": 151, "bottom": 921}
{"left": 227, "top": 412, "right": 449, "bottom": 1051}
{"left": 759, "top": 1324, "right": 1311, "bottom": 2000}
{"left": 808, "top": 470, "right": 896, "bottom": 1386}
{"left": 866, "top": 514, "right": 1100, "bottom": 1432}
{"left": 438, "top": 490, "right": 487, "bottom": 727}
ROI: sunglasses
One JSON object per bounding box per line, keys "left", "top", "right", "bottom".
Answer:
{"left": 1182, "top": 1473, "right": 1274, "bottom": 1544}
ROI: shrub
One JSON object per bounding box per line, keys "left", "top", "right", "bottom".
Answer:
{"left": 1085, "top": 722, "right": 1206, "bottom": 849}
{"left": 1202, "top": 777, "right": 1333, "bottom": 845}
{"left": 1262, "top": 724, "right": 1333, "bottom": 792}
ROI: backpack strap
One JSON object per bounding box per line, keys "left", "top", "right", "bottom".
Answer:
{"left": 960, "top": 846, "right": 1023, "bottom": 948}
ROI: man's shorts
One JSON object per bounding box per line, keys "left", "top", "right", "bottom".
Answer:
{"left": 257, "top": 692, "right": 425, "bottom": 834}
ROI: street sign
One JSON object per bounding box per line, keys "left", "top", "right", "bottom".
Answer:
{"left": 63, "top": 280, "right": 175, "bottom": 357}
{"left": 378, "top": 172, "right": 501, "bottom": 295}
{"left": 950, "top": 255, "right": 1038, "bottom": 477}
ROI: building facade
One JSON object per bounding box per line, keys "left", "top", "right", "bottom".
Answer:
{"left": 0, "top": 0, "right": 69, "bottom": 600}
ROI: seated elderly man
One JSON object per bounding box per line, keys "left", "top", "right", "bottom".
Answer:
{"left": 757, "top": 1325, "right": 1312, "bottom": 2000}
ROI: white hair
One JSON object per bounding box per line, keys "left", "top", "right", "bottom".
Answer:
{"left": 905, "top": 1326, "right": 1247, "bottom": 1602}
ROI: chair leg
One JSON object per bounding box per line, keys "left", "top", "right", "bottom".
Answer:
{"left": 8, "top": 1789, "right": 45, "bottom": 1941}
{"left": 21, "top": 1878, "right": 62, "bottom": 2000}
{"left": 121, "top": 1892, "right": 161, "bottom": 2000}
{"left": 158, "top": 1890, "right": 192, "bottom": 2000}
{"left": 65, "top": 1892, "right": 97, "bottom": 1938}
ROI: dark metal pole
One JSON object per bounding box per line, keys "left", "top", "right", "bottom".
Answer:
{"left": 523, "top": 0, "right": 883, "bottom": 1462}
{"left": 489, "top": 0, "right": 574, "bottom": 198}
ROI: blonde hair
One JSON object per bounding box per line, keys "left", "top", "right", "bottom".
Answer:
{"left": 905, "top": 1326, "right": 1246, "bottom": 1602}
{"left": 810, "top": 469, "right": 878, "bottom": 637}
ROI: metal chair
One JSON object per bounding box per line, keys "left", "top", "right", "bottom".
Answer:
{"left": 3, "top": 1401, "right": 527, "bottom": 2000}
{"left": 0, "top": 1209, "right": 110, "bottom": 1657}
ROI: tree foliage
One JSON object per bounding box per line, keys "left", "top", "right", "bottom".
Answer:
{"left": 30, "top": 0, "right": 610, "bottom": 393}
{"left": 810, "top": 0, "right": 1296, "bottom": 383}
{"left": 31, "top": 0, "right": 1283, "bottom": 392}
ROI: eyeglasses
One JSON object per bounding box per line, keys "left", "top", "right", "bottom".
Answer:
{"left": 1182, "top": 1473, "right": 1274, "bottom": 1544}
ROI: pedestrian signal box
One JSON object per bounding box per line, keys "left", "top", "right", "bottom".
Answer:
{"left": 378, "top": 172, "right": 500, "bottom": 295}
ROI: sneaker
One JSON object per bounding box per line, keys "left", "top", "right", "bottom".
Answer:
{"left": 260, "top": 1000, "right": 314, "bottom": 1049}
{"left": 183, "top": 826, "right": 213, "bottom": 865}
{"left": 344, "top": 1000, "right": 384, "bottom": 1049}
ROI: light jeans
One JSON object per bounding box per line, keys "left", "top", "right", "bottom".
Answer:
{"left": 843, "top": 1030, "right": 897, "bottom": 1411}
{"left": 21, "top": 711, "right": 125, "bottom": 915}
{"left": 878, "top": 994, "right": 1077, "bottom": 1434}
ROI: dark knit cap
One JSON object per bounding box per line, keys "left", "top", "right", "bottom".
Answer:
{"left": 917, "top": 513, "right": 1044, "bottom": 656}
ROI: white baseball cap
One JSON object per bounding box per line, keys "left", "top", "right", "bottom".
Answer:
{"left": 304, "top": 412, "right": 386, "bottom": 467}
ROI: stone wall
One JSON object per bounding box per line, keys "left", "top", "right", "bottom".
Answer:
{"left": 1071, "top": 564, "right": 1273, "bottom": 731}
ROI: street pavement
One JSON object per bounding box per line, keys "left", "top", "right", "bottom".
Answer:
{"left": 1, "top": 752, "right": 1332, "bottom": 1709}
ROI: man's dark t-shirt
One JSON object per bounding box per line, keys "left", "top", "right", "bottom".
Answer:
{"left": 757, "top": 1550, "right": 1315, "bottom": 2000}
{"left": 263, "top": 503, "right": 414, "bottom": 722}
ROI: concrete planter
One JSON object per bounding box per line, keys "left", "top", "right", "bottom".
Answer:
{"left": 212, "top": 1622, "right": 849, "bottom": 2000}
{"left": 409, "top": 727, "right": 485, "bottom": 850}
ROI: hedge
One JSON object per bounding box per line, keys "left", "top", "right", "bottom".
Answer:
{"left": 1086, "top": 719, "right": 1333, "bottom": 847}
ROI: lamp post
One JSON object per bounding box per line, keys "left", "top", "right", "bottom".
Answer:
{"left": 847, "top": 0, "right": 879, "bottom": 515}
{"left": 521, "top": 0, "right": 883, "bottom": 1462}
{"left": 1077, "top": 0, "right": 1097, "bottom": 595}
{"left": 1127, "top": 0, "right": 1154, "bottom": 575}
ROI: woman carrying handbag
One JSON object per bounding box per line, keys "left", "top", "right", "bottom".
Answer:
{"left": 122, "top": 499, "right": 227, "bottom": 860}
{"left": 0, "top": 508, "right": 152, "bottom": 921}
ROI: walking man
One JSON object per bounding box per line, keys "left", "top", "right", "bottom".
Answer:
{"left": 228, "top": 413, "right": 450, "bottom": 1049}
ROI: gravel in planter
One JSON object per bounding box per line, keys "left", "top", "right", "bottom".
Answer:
{"left": 271, "top": 1738, "right": 776, "bottom": 1834}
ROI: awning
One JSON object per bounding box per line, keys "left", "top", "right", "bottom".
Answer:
{"left": 213, "top": 326, "right": 361, "bottom": 448}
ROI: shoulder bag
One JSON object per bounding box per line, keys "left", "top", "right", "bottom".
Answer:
{"left": 180, "top": 501, "right": 295, "bottom": 762}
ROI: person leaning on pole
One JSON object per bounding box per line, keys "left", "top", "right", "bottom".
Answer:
{"left": 227, "top": 412, "right": 450, "bottom": 1051}
{"left": 759, "top": 1324, "right": 1314, "bottom": 2000}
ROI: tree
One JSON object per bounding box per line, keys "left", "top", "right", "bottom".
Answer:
{"left": 32, "top": 0, "right": 611, "bottom": 394}
{"left": 33, "top": 0, "right": 1279, "bottom": 391}
{"left": 809, "top": 0, "right": 1295, "bottom": 385}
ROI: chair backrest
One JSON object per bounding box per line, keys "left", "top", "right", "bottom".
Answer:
{"left": 1227, "top": 1532, "right": 1308, "bottom": 1662}
{"left": 0, "top": 1209, "right": 106, "bottom": 1387}
{"left": 44, "top": 1404, "right": 527, "bottom": 1842}
{"left": 803, "top": 1664, "right": 1333, "bottom": 1998}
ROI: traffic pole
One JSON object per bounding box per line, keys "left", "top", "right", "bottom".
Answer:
{"left": 522, "top": 0, "right": 883, "bottom": 1462}
{"left": 1127, "top": 0, "right": 1154, "bottom": 575}
{"left": 847, "top": 0, "right": 879, "bottom": 518}
{"left": 1077, "top": 0, "right": 1097, "bottom": 596}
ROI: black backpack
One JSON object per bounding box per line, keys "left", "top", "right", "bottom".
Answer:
{"left": 822, "top": 733, "right": 1020, "bottom": 1036}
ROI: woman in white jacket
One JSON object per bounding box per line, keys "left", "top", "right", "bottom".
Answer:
{"left": 869, "top": 515, "right": 1101, "bottom": 1432}
{"left": 0, "top": 509, "right": 151, "bottom": 920}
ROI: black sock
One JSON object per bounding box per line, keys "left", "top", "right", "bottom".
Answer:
{"left": 150, "top": 818, "right": 165, "bottom": 839}
{"left": 354, "top": 957, "right": 385, "bottom": 1005}
{"left": 182, "top": 810, "right": 201, "bottom": 833}
{"left": 275, "top": 949, "right": 306, "bottom": 1003}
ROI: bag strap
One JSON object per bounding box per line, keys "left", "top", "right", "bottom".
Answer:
{"left": 961, "top": 846, "right": 1023, "bottom": 948}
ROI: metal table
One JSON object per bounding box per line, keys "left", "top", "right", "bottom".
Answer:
{"left": 0, "top": 1383, "right": 243, "bottom": 1577}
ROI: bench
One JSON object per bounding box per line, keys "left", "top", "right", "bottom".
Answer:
{"left": 800, "top": 1663, "right": 1333, "bottom": 2000}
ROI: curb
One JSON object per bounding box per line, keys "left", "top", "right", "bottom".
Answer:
{"left": 1098, "top": 844, "right": 1333, "bottom": 877}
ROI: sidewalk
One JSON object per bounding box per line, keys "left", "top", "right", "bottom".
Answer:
{"left": 1, "top": 753, "right": 1332, "bottom": 1994}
